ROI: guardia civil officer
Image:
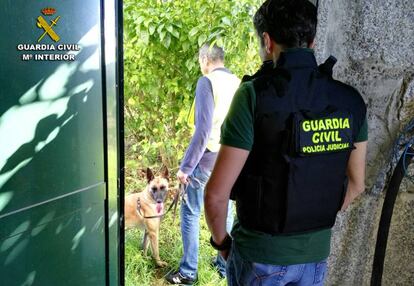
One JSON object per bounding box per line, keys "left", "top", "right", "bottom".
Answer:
{"left": 204, "top": 1, "right": 368, "bottom": 285}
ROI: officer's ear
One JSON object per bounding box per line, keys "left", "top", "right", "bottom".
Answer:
{"left": 262, "top": 32, "right": 273, "bottom": 54}
{"left": 263, "top": 32, "right": 283, "bottom": 62}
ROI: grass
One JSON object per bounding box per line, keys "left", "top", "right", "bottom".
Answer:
{"left": 125, "top": 207, "right": 227, "bottom": 286}
{"left": 124, "top": 162, "right": 227, "bottom": 286}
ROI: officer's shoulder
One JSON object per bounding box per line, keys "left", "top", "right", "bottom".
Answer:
{"left": 248, "top": 73, "right": 271, "bottom": 93}
{"left": 237, "top": 80, "right": 255, "bottom": 93}
{"left": 241, "top": 62, "right": 276, "bottom": 84}
{"left": 241, "top": 74, "right": 251, "bottom": 82}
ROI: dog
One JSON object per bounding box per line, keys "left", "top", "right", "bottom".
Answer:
{"left": 125, "top": 167, "right": 169, "bottom": 267}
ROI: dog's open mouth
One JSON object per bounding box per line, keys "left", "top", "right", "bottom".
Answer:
{"left": 156, "top": 202, "right": 163, "bottom": 214}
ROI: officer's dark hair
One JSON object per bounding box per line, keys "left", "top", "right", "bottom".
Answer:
{"left": 254, "top": 0, "right": 317, "bottom": 49}
{"left": 199, "top": 43, "right": 224, "bottom": 63}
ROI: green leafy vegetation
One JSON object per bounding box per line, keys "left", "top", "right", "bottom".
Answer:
{"left": 124, "top": 0, "right": 261, "bottom": 284}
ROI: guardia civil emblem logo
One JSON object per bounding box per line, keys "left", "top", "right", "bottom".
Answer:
{"left": 16, "top": 7, "right": 80, "bottom": 62}
{"left": 37, "top": 7, "right": 61, "bottom": 42}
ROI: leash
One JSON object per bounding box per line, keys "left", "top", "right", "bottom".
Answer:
{"left": 172, "top": 183, "right": 187, "bottom": 223}
{"left": 136, "top": 183, "right": 186, "bottom": 221}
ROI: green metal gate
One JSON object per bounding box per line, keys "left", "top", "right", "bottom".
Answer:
{"left": 0, "top": 0, "right": 123, "bottom": 285}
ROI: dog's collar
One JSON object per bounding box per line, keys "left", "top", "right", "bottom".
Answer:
{"left": 136, "top": 189, "right": 181, "bottom": 220}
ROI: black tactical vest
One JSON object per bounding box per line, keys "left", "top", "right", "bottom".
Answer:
{"left": 231, "top": 50, "right": 367, "bottom": 235}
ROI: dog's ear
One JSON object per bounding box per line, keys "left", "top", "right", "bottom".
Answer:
{"left": 161, "top": 166, "right": 169, "bottom": 181}
{"left": 146, "top": 168, "right": 154, "bottom": 183}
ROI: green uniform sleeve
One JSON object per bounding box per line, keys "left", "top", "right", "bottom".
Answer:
{"left": 220, "top": 82, "right": 256, "bottom": 151}
{"left": 355, "top": 117, "right": 368, "bottom": 142}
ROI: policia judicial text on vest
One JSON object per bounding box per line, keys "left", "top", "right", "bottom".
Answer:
{"left": 231, "top": 52, "right": 366, "bottom": 235}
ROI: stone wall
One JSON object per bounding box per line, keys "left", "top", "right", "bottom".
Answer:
{"left": 314, "top": 0, "right": 414, "bottom": 285}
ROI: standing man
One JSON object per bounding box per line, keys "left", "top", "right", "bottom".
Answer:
{"left": 205, "top": 1, "right": 368, "bottom": 285}
{"left": 166, "top": 43, "right": 240, "bottom": 285}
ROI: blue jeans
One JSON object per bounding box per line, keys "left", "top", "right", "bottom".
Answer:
{"left": 227, "top": 243, "right": 327, "bottom": 286}
{"left": 179, "top": 165, "right": 234, "bottom": 279}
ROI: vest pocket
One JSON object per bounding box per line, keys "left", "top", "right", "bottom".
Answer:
{"left": 283, "top": 152, "right": 349, "bottom": 233}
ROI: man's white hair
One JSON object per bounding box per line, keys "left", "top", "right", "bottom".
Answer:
{"left": 199, "top": 43, "right": 224, "bottom": 63}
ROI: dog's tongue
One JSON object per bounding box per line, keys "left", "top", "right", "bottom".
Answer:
{"left": 156, "top": 203, "right": 163, "bottom": 214}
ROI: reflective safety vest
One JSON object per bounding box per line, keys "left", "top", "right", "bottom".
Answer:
{"left": 205, "top": 70, "right": 240, "bottom": 152}
{"left": 188, "top": 69, "right": 240, "bottom": 152}
{"left": 231, "top": 52, "right": 367, "bottom": 235}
